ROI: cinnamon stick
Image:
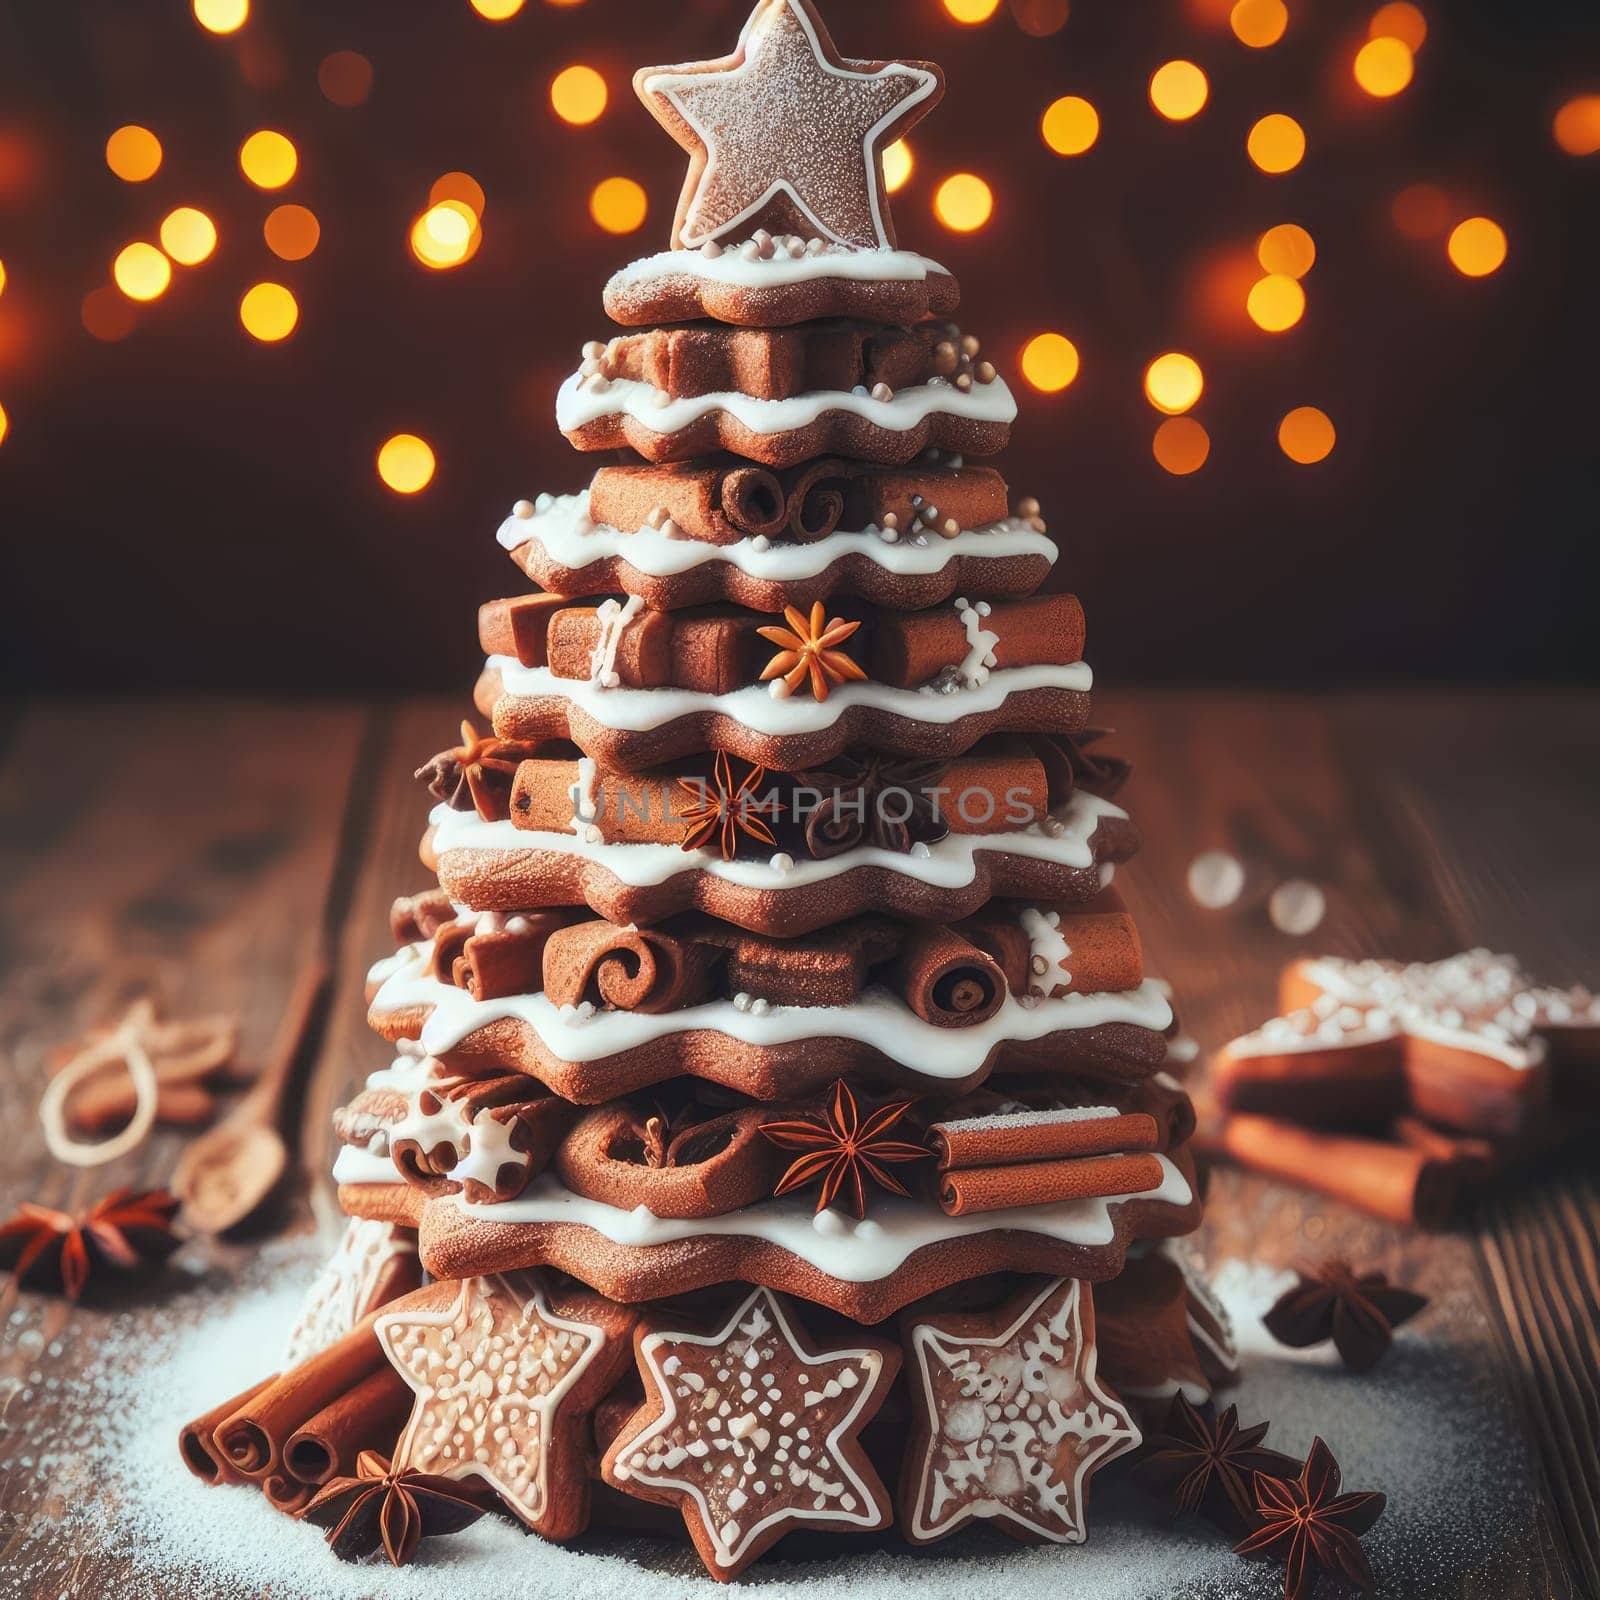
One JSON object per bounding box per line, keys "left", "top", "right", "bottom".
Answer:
{"left": 283, "top": 1365, "right": 415, "bottom": 1486}
{"left": 263, "top": 1474, "right": 313, "bottom": 1516}
{"left": 179, "top": 1375, "right": 274, "bottom": 1485}
{"left": 930, "top": 1108, "right": 1162, "bottom": 1170}
{"left": 890, "top": 925, "right": 1008, "bottom": 1028}
{"left": 869, "top": 593, "right": 1086, "bottom": 688}
{"left": 1206, "top": 1113, "right": 1457, "bottom": 1229}
{"left": 939, "top": 1151, "right": 1166, "bottom": 1216}
{"left": 478, "top": 593, "right": 569, "bottom": 668}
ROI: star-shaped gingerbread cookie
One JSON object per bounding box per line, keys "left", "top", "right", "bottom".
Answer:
{"left": 375, "top": 1272, "right": 636, "bottom": 1540}
{"left": 899, "top": 1276, "right": 1140, "bottom": 1545}
{"left": 601, "top": 1284, "right": 900, "bottom": 1580}
{"left": 635, "top": 0, "right": 943, "bottom": 251}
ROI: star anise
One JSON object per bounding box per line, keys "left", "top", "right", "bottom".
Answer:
{"left": 1235, "top": 1437, "right": 1386, "bottom": 1600}
{"left": 758, "top": 602, "right": 868, "bottom": 702}
{"left": 1263, "top": 1260, "right": 1428, "bottom": 1374}
{"left": 675, "top": 752, "right": 783, "bottom": 860}
{"left": 1031, "top": 729, "right": 1133, "bottom": 801}
{"left": 415, "top": 720, "right": 543, "bottom": 822}
{"left": 760, "top": 1080, "right": 930, "bottom": 1219}
{"left": 299, "top": 1449, "right": 497, "bottom": 1567}
{"left": 0, "top": 1188, "right": 181, "bottom": 1300}
{"left": 794, "top": 752, "right": 951, "bottom": 858}
{"left": 1132, "top": 1393, "right": 1301, "bottom": 1538}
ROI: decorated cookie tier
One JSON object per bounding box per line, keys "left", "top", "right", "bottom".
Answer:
{"left": 185, "top": 0, "right": 1214, "bottom": 1581}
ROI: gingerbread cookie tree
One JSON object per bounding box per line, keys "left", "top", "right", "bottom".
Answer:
{"left": 183, "top": 1, "right": 1227, "bottom": 1578}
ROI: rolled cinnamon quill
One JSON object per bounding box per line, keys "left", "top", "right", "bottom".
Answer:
{"left": 283, "top": 1365, "right": 415, "bottom": 1486}
{"left": 930, "top": 1107, "right": 1162, "bottom": 1170}
{"left": 782, "top": 458, "right": 850, "bottom": 541}
{"left": 179, "top": 1376, "right": 274, "bottom": 1485}
{"left": 454, "top": 913, "right": 569, "bottom": 1001}
{"left": 890, "top": 925, "right": 1008, "bottom": 1028}
{"left": 589, "top": 462, "right": 785, "bottom": 545}
{"left": 869, "top": 593, "right": 1087, "bottom": 689}
{"left": 263, "top": 1474, "right": 313, "bottom": 1516}
{"left": 1206, "top": 1113, "right": 1457, "bottom": 1229}
{"left": 543, "top": 919, "right": 721, "bottom": 1014}
{"left": 939, "top": 1151, "right": 1166, "bottom": 1216}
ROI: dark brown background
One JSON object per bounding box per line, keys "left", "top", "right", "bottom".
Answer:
{"left": 0, "top": 0, "right": 1596, "bottom": 693}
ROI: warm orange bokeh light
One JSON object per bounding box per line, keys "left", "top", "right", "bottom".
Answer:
{"left": 193, "top": 0, "right": 248, "bottom": 33}
{"left": 378, "top": 434, "right": 437, "bottom": 493}
{"left": 470, "top": 0, "right": 525, "bottom": 16}
{"left": 943, "top": 0, "right": 1002, "bottom": 20}
{"left": 0, "top": 258, "right": 7, "bottom": 297}
{"left": 106, "top": 125, "right": 163, "bottom": 183}
{"left": 1354, "top": 36, "right": 1415, "bottom": 97}
{"left": 1145, "top": 353, "right": 1204, "bottom": 415}
{"left": 240, "top": 129, "right": 298, "bottom": 189}
{"left": 432, "top": 172, "right": 487, "bottom": 221}
{"left": 159, "top": 207, "right": 217, "bottom": 266}
{"left": 113, "top": 242, "right": 172, "bottom": 302}
{"left": 1020, "top": 333, "right": 1080, "bottom": 393}
{"left": 0, "top": 401, "right": 8, "bottom": 448}
{"left": 265, "top": 204, "right": 321, "bottom": 260}
{"left": 934, "top": 173, "right": 993, "bottom": 231}
{"left": 1257, "top": 223, "right": 1315, "bottom": 278}
{"left": 1150, "top": 61, "right": 1209, "bottom": 121}
{"left": 1369, "top": 2, "right": 1427, "bottom": 51}
{"left": 1153, "top": 417, "right": 1210, "bottom": 475}
{"left": 1230, "top": 0, "right": 1287, "bottom": 48}
{"left": 1391, "top": 182, "right": 1450, "bottom": 238}
{"left": 1247, "top": 114, "right": 1305, "bottom": 173}
{"left": 1247, "top": 273, "right": 1305, "bottom": 331}
{"left": 411, "top": 201, "right": 481, "bottom": 267}
{"left": 1447, "top": 216, "right": 1507, "bottom": 277}
{"left": 590, "top": 177, "right": 649, "bottom": 235}
{"left": 82, "top": 286, "right": 137, "bottom": 342}
{"left": 1553, "top": 95, "right": 1600, "bottom": 157}
{"left": 1279, "top": 406, "right": 1336, "bottom": 463}
{"left": 551, "top": 65, "right": 608, "bottom": 125}
{"left": 240, "top": 282, "right": 299, "bottom": 341}
{"left": 1042, "top": 96, "right": 1100, "bottom": 156}
{"left": 318, "top": 51, "right": 374, "bottom": 107}
{"left": 883, "top": 140, "right": 913, "bottom": 193}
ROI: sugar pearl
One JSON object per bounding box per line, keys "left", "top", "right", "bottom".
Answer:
{"left": 512, "top": 499, "right": 536, "bottom": 520}
{"left": 702, "top": 240, "right": 724, "bottom": 259}
{"left": 870, "top": 382, "right": 894, "bottom": 402}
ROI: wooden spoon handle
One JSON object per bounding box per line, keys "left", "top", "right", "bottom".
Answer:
{"left": 241, "top": 958, "right": 334, "bottom": 1133}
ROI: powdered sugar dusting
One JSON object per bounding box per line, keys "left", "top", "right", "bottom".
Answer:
{"left": 0, "top": 1242, "right": 1548, "bottom": 1598}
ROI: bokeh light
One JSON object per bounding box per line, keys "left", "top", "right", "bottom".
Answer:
{"left": 1042, "top": 96, "right": 1100, "bottom": 156}
{"left": 1011, "top": 0, "right": 1071, "bottom": 36}
{"left": 590, "top": 177, "right": 649, "bottom": 235}
{"left": 378, "top": 434, "right": 437, "bottom": 493}
{"left": 551, "top": 65, "right": 608, "bottom": 125}
{"left": 1369, "top": 2, "right": 1427, "bottom": 50}
{"left": 1354, "top": 36, "right": 1415, "bottom": 98}
{"left": 1553, "top": 95, "right": 1600, "bottom": 157}
{"left": 0, "top": 258, "right": 6, "bottom": 296}
{"left": 193, "top": 0, "right": 248, "bottom": 33}
{"left": 1145, "top": 352, "right": 1204, "bottom": 414}
{"left": 1447, "top": 216, "right": 1507, "bottom": 277}
{"left": 1279, "top": 406, "right": 1337, "bottom": 463}
{"left": 265, "top": 204, "right": 320, "bottom": 260}
{"left": 432, "top": 173, "right": 487, "bottom": 221}
{"left": 1391, "top": 182, "right": 1450, "bottom": 238}
{"left": 240, "top": 282, "right": 299, "bottom": 341}
{"left": 411, "top": 201, "right": 481, "bottom": 267}
{"left": 113, "top": 242, "right": 172, "bottom": 302}
{"left": 1230, "top": 0, "right": 1288, "bottom": 48}
{"left": 106, "top": 125, "right": 162, "bottom": 183}
{"left": 318, "top": 51, "right": 374, "bottom": 107}
{"left": 158, "top": 207, "right": 217, "bottom": 266}
{"left": 1150, "top": 61, "right": 1209, "bottom": 121}
{"left": 1153, "top": 417, "right": 1210, "bottom": 475}
{"left": 470, "top": 0, "right": 525, "bottom": 16}
{"left": 82, "top": 286, "right": 137, "bottom": 342}
{"left": 0, "top": 402, "right": 8, "bottom": 448}
{"left": 883, "top": 140, "right": 914, "bottom": 193}
{"left": 1246, "top": 273, "right": 1306, "bottom": 331}
{"left": 239, "top": 130, "right": 298, "bottom": 189}
{"left": 1247, "top": 114, "right": 1306, "bottom": 173}
{"left": 934, "top": 173, "right": 994, "bottom": 231}
{"left": 1257, "top": 222, "right": 1316, "bottom": 278}
{"left": 1020, "top": 333, "right": 1080, "bottom": 393}
{"left": 943, "top": 0, "right": 1002, "bottom": 20}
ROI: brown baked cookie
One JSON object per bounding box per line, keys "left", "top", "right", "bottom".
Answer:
{"left": 603, "top": 243, "right": 961, "bottom": 328}
{"left": 601, "top": 1286, "right": 900, "bottom": 1579}
{"left": 897, "top": 1276, "right": 1139, "bottom": 1544}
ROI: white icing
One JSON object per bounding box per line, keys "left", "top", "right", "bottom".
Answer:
{"left": 931, "top": 1106, "right": 1121, "bottom": 1137}
{"left": 366, "top": 946, "right": 1175, "bottom": 1081}
{"left": 496, "top": 491, "right": 1058, "bottom": 581}
{"left": 1021, "top": 907, "right": 1073, "bottom": 998}
{"left": 609, "top": 245, "right": 953, "bottom": 293}
{"left": 588, "top": 595, "right": 644, "bottom": 688}
{"left": 570, "top": 756, "right": 602, "bottom": 844}
{"left": 556, "top": 371, "right": 1017, "bottom": 441}
{"left": 490, "top": 653, "right": 1090, "bottom": 739}
{"left": 431, "top": 788, "right": 1126, "bottom": 892}
{"left": 953, "top": 598, "right": 999, "bottom": 687}
{"left": 282, "top": 1218, "right": 412, "bottom": 1366}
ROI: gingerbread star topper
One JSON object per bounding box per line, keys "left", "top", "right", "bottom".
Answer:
{"left": 635, "top": 0, "right": 944, "bottom": 251}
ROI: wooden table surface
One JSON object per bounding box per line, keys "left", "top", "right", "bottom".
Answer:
{"left": 1, "top": 689, "right": 1596, "bottom": 1598}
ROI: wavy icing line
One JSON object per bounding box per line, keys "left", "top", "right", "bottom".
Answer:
{"left": 608, "top": 246, "right": 954, "bottom": 292}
